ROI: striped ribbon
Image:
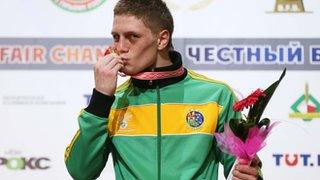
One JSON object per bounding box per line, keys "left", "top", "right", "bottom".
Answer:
{"left": 132, "top": 66, "right": 185, "bottom": 80}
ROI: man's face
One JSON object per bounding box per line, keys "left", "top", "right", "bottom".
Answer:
{"left": 111, "top": 15, "right": 159, "bottom": 76}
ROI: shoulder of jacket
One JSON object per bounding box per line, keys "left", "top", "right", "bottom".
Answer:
{"left": 115, "top": 79, "right": 132, "bottom": 93}
{"left": 187, "top": 69, "right": 234, "bottom": 93}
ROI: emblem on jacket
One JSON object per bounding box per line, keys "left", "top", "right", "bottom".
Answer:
{"left": 186, "top": 110, "right": 204, "bottom": 128}
{"left": 119, "top": 112, "right": 132, "bottom": 129}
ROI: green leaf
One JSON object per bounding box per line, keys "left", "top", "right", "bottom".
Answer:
{"left": 248, "top": 68, "right": 286, "bottom": 124}
{"left": 257, "top": 118, "right": 270, "bottom": 128}
{"left": 229, "top": 118, "right": 254, "bottom": 141}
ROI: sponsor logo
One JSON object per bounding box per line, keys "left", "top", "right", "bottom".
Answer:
{"left": 0, "top": 150, "right": 51, "bottom": 170}
{"left": 186, "top": 110, "right": 204, "bottom": 128}
{"left": 51, "top": 0, "right": 107, "bottom": 13}
{"left": 184, "top": 39, "right": 320, "bottom": 70}
{"left": 2, "top": 95, "right": 66, "bottom": 106}
{"left": 273, "top": 153, "right": 320, "bottom": 167}
{"left": 0, "top": 43, "right": 107, "bottom": 69}
{"left": 164, "top": 0, "right": 213, "bottom": 11}
{"left": 271, "top": 0, "right": 311, "bottom": 13}
{"left": 1, "top": 38, "right": 320, "bottom": 70}
{"left": 289, "top": 83, "right": 320, "bottom": 121}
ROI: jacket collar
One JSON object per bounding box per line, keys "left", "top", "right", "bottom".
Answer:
{"left": 131, "top": 50, "right": 187, "bottom": 89}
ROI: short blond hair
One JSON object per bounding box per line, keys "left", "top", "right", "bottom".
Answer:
{"left": 114, "top": 0, "right": 174, "bottom": 48}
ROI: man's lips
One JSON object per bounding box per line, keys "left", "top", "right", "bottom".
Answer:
{"left": 121, "top": 57, "right": 129, "bottom": 65}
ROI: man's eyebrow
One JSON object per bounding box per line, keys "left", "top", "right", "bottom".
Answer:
{"left": 125, "top": 31, "right": 139, "bottom": 35}
{"left": 111, "top": 31, "right": 139, "bottom": 35}
{"left": 125, "top": 31, "right": 137, "bottom": 34}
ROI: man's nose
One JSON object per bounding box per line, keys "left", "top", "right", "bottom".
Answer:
{"left": 115, "top": 37, "right": 129, "bottom": 53}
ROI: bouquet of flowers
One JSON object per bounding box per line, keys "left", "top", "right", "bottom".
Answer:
{"left": 214, "top": 69, "right": 286, "bottom": 164}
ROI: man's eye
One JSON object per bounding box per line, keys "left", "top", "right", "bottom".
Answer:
{"left": 128, "top": 34, "right": 139, "bottom": 39}
{"left": 113, "top": 35, "right": 119, "bottom": 42}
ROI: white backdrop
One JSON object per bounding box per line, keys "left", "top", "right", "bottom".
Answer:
{"left": 0, "top": 0, "right": 319, "bottom": 180}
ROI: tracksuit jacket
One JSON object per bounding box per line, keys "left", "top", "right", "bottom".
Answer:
{"left": 65, "top": 51, "right": 241, "bottom": 180}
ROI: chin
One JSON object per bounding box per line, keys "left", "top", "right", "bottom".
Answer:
{"left": 121, "top": 67, "right": 140, "bottom": 76}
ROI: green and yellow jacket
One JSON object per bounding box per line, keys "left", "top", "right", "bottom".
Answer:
{"left": 65, "top": 51, "right": 240, "bottom": 180}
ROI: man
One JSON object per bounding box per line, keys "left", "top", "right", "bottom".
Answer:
{"left": 65, "top": 0, "right": 261, "bottom": 179}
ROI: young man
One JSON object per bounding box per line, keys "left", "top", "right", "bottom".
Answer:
{"left": 65, "top": 0, "right": 262, "bottom": 179}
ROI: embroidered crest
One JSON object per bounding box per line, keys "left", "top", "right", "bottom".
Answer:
{"left": 119, "top": 112, "right": 132, "bottom": 129}
{"left": 119, "top": 119, "right": 128, "bottom": 129}
{"left": 186, "top": 110, "right": 204, "bottom": 128}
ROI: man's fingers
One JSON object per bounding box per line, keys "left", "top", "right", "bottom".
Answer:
{"left": 104, "top": 57, "right": 123, "bottom": 69}
{"left": 236, "top": 164, "right": 258, "bottom": 176}
{"left": 232, "top": 169, "right": 256, "bottom": 180}
{"left": 231, "top": 176, "right": 241, "bottom": 180}
{"left": 112, "top": 64, "right": 124, "bottom": 75}
{"left": 99, "top": 60, "right": 123, "bottom": 76}
{"left": 251, "top": 156, "right": 262, "bottom": 167}
{"left": 238, "top": 158, "right": 250, "bottom": 165}
{"left": 95, "top": 56, "right": 123, "bottom": 80}
{"left": 232, "top": 164, "right": 258, "bottom": 180}
{"left": 97, "top": 51, "right": 120, "bottom": 66}
{"left": 97, "top": 56, "right": 123, "bottom": 71}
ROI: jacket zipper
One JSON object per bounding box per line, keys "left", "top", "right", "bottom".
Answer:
{"left": 156, "top": 85, "right": 161, "bottom": 180}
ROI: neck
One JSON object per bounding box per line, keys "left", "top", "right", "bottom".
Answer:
{"left": 131, "top": 50, "right": 187, "bottom": 88}
{"left": 131, "top": 50, "right": 185, "bottom": 81}
{"left": 149, "top": 50, "right": 172, "bottom": 70}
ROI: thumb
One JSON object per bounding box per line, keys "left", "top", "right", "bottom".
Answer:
{"left": 238, "top": 158, "right": 250, "bottom": 165}
{"left": 250, "top": 155, "right": 262, "bottom": 167}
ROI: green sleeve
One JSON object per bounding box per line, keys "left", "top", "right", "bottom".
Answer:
{"left": 64, "top": 111, "right": 111, "bottom": 180}
{"left": 64, "top": 89, "right": 115, "bottom": 180}
{"left": 215, "top": 88, "right": 241, "bottom": 178}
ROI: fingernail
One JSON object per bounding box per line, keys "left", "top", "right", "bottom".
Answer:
{"left": 239, "top": 159, "right": 250, "bottom": 165}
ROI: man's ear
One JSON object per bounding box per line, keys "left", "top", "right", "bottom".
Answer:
{"left": 157, "top": 30, "right": 170, "bottom": 50}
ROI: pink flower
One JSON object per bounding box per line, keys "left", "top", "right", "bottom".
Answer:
{"left": 214, "top": 122, "right": 279, "bottom": 161}
{"left": 233, "top": 89, "right": 266, "bottom": 112}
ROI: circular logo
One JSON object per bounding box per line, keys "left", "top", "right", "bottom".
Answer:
{"left": 164, "top": 0, "right": 214, "bottom": 11}
{"left": 51, "top": 0, "right": 107, "bottom": 13}
{"left": 186, "top": 110, "right": 204, "bottom": 128}
{"left": 119, "top": 119, "right": 128, "bottom": 129}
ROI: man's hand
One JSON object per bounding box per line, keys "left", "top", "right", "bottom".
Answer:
{"left": 232, "top": 156, "right": 261, "bottom": 180}
{"left": 94, "top": 53, "right": 123, "bottom": 96}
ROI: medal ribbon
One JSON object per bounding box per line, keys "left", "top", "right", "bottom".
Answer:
{"left": 132, "top": 66, "right": 185, "bottom": 80}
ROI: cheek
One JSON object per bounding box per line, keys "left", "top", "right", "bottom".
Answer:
{"left": 133, "top": 41, "right": 157, "bottom": 62}
{"left": 141, "top": 47, "right": 157, "bottom": 65}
